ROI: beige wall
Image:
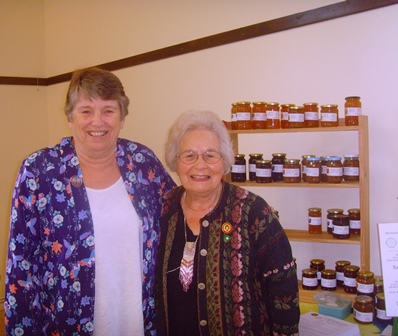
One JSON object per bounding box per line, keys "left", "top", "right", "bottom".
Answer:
{"left": 2, "top": 1, "right": 398, "bottom": 302}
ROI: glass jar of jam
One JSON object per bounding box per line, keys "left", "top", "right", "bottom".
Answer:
{"left": 345, "top": 96, "right": 362, "bottom": 126}
{"left": 231, "top": 154, "right": 246, "bottom": 182}
{"left": 375, "top": 292, "right": 393, "bottom": 322}
{"left": 320, "top": 156, "right": 328, "bottom": 182}
{"left": 343, "top": 154, "right": 360, "bottom": 182}
{"left": 303, "top": 102, "right": 319, "bottom": 128}
{"left": 248, "top": 153, "right": 263, "bottom": 181}
{"left": 321, "top": 269, "right": 337, "bottom": 291}
{"left": 283, "top": 159, "right": 301, "bottom": 183}
{"left": 302, "top": 268, "right": 318, "bottom": 290}
{"left": 344, "top": 265, "right": 360, "bottom": 294}
{"left": 310, "top": 259, "right": 325, "bottom": 284}
{"left": 252, "top": 102, "right": 267, "bottom": 129}
{"left": 256, "top": 160, "right": 272, "bottom": 183}
{"left": 231, "top": 103, "right": 238, "bottom": 130}
{"left": 327, "top": 208, "right": 344, "bottom": 234}
{"left": 236, "top": 101, "right": 252, "bottom": 130}
{"left": 266, "top": 102, "right": 280, "bottom": 129}
{"left": 348, "top": 208, "right": 361, "bottom": 236}
{"left": 308, "top": 207, "right": 322, "bottom": 234}
{"left": 271, "top": 153, "right": 286, "bottom": 182}
{"left": 353, "top": 295, "right": 374, "bottom": 324}
{"left": 320, "top": 104, "right": 339, "bottom": 127}
{"left": 288, "top": 106, "right": 305, "bottom": 128}
{"left": 374, "top": 276, "right": 383, "bottom": 295}
{"left": 333, "top": 214, "right": 350, "bottom": 239}
{"left": 326, "top": 156, "right": 343, "bottom": 183}
{"left": 280, "top": 104, "right": 295, "bottom": 129}
{"left": 356, "top": 271, "right": 375, "bottom": 296}
{"left": 306, "top": 157, "right": 321, "bottom": 183}
{"left": 335, "top": 260, "right": 351, "bottom": 287}
{"left": 301, "top": 155, "right": 316, "bottom": 182}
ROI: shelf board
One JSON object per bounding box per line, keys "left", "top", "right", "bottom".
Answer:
{"left": 286, "top": 230, "right": 361, "bottom": 245}
{"left": 228, "top": 180, "right": 359, "bottom": 189}
{"left": 298, "top": 280, "right": 356, "bottom": 304}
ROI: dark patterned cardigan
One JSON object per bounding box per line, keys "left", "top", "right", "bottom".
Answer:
{"left": 155, "top": 182, "right": 300, "bottom": 336}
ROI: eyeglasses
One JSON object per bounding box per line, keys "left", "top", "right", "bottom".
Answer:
{"left": 177, "top": 150, "right": 224, "bottom": 164}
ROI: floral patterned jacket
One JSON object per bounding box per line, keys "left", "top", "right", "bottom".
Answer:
{"left": 155, "top": 182, "right": 300, "bottom": 336}
{"left": 4, "top": 137, "right": 176, "bottom": 336}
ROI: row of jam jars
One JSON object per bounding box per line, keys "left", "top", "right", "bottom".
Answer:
{"left": 327, "top": 208, "right": 361, "bottom": 236}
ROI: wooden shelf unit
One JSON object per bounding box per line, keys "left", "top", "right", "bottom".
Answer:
{"left": 227, "top": 116, "right": 370, "bottom": 302}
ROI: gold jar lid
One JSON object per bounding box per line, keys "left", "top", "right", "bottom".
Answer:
{"left": 310, "top": 259, "right": 325, "bottom": 265}
{"left": 267, "top": 102, "right": 279, "bottom": 106}
{"left": 289, "top": 106, "right": 304, "bottom": 111}
{"left": 355, "top": 295, "right": 373, "bottom": 304}
{"left": 272, "top": 153, "right": 286, "bottom": 157}
{"left": 234, "top": 154, "right": 245, "bottom": 158}
{"left": 303, "top": 102, "right": 319, "bottom": 106}
{"left": 376, "top": 292, "right": 385, "bottom": 300}
{"left": 302, "top": 154, "right": 316, "bottom": 159}
{"left": 321, "top": 269, "right": 336, "bottom": 276}
{"left": 249, "top": 153, "right": 263, "bottom": 158}
{"left": 357, "top": 271, "right": 374, "bottom": 279}
{"left": 256, "top": 160, "right": 271, "bottom": 164}
{"left": 284, "top": 159, "right": 300, "bottom": 165}
{"left": 237, "top": 101, "right": 251, "bottom": 105}
{"left": 252, "top": 101, "right": 267, "bottom": 105}
{"left": 345, "top": 265, "right": 360, "bottom": 272}
{"left": 281, "top": 103, "right": 295, "bottom": 108}
{"left": 335, "top": 260, "right": 351, "bottom": 266}
{"left": 321, "top": 104, "right": 338, "bottom": 108}
{"left": 308, "top": 207, "right": 322, "bottom": 213}
{"left": 348, "top": 208, "right": 360, "bottom": 214}
{"left": 327, "top": 208, "right": 344, "bottom": 215}
{"left": 302, "top": 268, "right": 317, "bottom": 275}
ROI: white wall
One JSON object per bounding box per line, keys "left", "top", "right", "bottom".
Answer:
{"left": 2, "top": 1, "right": 398, "bottom": 300}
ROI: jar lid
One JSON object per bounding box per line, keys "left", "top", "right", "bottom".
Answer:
{"left": 357, "top": 271, "right": 374, "bottom": 278}
{"left": 321, "top": 104, "right": 338, "bottom": 108}
{"left": 237, "top": 101, "right": 251, "bottom": 105}
{"left": 303, "top": 102, "right": 318, "bottom": 106}
{"left": 256, "top": 159, "right": 271, "bottom": 164}
{"left": 327, "top": 156, "right": 342, "bottom": 161}
{"left": 345, "top": 265, "right": 360, "bottom": 272}
{"left": 252, "top": 101, "right": 267, "bottom": 105}
{"left": 307, "top": 157, "right": 321, "bottom": 161}
{"left": 308, "top": 207, "right": 322, "bottom": 212}
{"left": 376, "top": 292, "right": 385, "bottom": 300}
{"left": 302, "top": 154, "right": 316, "bottom": 159}
{"left": 284, "top": 159, "right": 300, "bottom": 164}
{"left": 272, "top": 153, "right": 286, "bottom": 157}
{"left": 289, "top": 106, "right": 304, "bottom": 111}
{"left": 327, "top": 208, "right": 344, "bottom": 214}
{"left": 321, "top": 269, "right": 336, "bottom": 276}
{"left": 345, "top": 96, "right": 361, "bottom": 100}
{"left": 310, "top": 259, "right": 325, "bottom": 265}
{"left": 348, "top": 208, "right": 360, "bottom": 214}
{"left": 355, "top": 295, "right": 373, "bottom": 304}
{"left": 302, "top": 268, "right": 317, "bottom": 275}
{"left": 249, "top": 153, "right": 263, "bottom": 157}
{"left": 344, "top": 154, "right": 359, "bottom": 159}
{"left": 267, "top": 102, "right": 279, "bottom": 106}
{"left": 335, "top": 260, "right": 351, "bottom": 266}
{"left": 281, "top": 103, "right": 295, "bottom": 107}
{"left": 234, "top": 154, "right": 245, "bottom": 158}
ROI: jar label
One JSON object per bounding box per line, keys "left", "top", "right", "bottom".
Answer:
{"left": 354, "top": 309, "right": 373, "bottom": 322}
{"left": 305, "top": 112, "right": 318, "bottom": 120}
{"left": 321, "top": 112, "right": 338, "bottom": 122}
{"left": 336, "top": 271, "right": 344, "bottom": 281}
{"left": 283, "top": 168, "right": 300, "bottom": 177}
{"left": 333, "top": 226, "right": 349, "bottom": 235}
{"left": 272, "top": 164, "right": 284, "bottom": 173}
{"left": 376, "top": 308, "right": 392, "bottom": 320}
{"left": 344, "top": 277, "right": 357, "bottom": 287}
{"left": 267, "top": 111, "right": 280, "bottom": 119}
{"left": 249, "top": 164, "right": 257, "bottom": 173}
{"left": 357, "top": 283, "right": 374, "bottom": 293}
{"left": 306, "top": 167, "right": 320, "bottom": 177}
{"left": 281, "top": 112, "right": 289, "bottom": 121}
{"left": 256, "top": 168, "right": 271, "bottom": 177}
{"left": 236, "top": 112, "right": 251, "bottom": 121}
{"left": 252, "top": 112, "right": 266, "bottom": 121}
{"left": 321, "top": 165, "right": 327, "bottom": 174}
{"left": 350, "top": 220, "right": 361, "bottom": 229}
{"left": 346, "top": 107, "right": 362, "bottom": 116}
{"left": 302, "top": 277, "right": 318, "bottom": 287}
{"left": 344, "top": 167, "right": 359, "bottom": 176}
{"left": 308, "top": 217, "right": 322, "bottom": 225}
{"left": 321, "top": 278, "right": 336, "bottom": 288}
{"left": 231, "top": 114, "right": 237, "bottom": 122}
{"left": 327, "top": 219, "right": 333, "bottom": 229}
{"left": 288, "top": 114, "right": 304, "bottom": 122}
{"left": 231, "top": 165, "right": 246, "bottom": 173}
{"left": 327, "top": 167, "right": 343, "bottom": 176}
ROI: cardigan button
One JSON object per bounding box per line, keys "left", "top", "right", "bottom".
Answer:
{"left": 198, "top": 283, "right": 205, "bottom": 290}
{"left": 199, "top": 320, "right": 208, "bottom": 327}
{"left": 202, "top": 220, "right": 209, "bottom": 227}
{"left": 200, "top": 249, "right": 207, "bottom": 256}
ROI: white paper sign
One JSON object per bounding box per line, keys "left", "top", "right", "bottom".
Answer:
{"left": 378, "top": 222, "right": 398, "bottom": 317}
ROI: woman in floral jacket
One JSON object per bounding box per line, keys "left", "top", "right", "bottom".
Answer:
{"left": 4, "top": 68, "right": 175, "bottom": 335}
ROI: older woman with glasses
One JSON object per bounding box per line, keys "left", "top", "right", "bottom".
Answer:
{"left": 155, "top": 110, "right": 300, "bottom": 336}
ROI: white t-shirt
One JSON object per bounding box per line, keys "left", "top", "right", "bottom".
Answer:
{"left": 86, "top": 177, "right": 144, "bottom": 336}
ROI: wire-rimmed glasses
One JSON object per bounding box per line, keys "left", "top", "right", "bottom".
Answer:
{"left": 177, "top": 150, "right": 223, "bottom": 164}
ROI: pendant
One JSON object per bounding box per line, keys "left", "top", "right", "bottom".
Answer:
{"left": 179, "top": 241, "right": 197, "bottom": 292}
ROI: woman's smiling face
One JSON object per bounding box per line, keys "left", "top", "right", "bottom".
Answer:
{"left": 176, "top": 128, "right": 224, "bottom": 198}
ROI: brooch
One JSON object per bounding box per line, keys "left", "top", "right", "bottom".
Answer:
{"left": 222, "top": 222, "right": 233, "bottom": 242}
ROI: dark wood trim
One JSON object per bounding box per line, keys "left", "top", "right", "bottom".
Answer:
{"left": 2, "top": 0, "right": 398, "bottom": 86}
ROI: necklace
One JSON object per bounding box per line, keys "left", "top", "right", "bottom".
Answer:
{"left": 183, "top": 184, "right": 222, "bottom": 213}
{"left": 179, "top": 218, "right": 199, "bottom": 292}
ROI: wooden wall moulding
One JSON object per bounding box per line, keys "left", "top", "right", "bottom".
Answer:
{"left": 1, "top": 0, "right": 398, "bottom": 86}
